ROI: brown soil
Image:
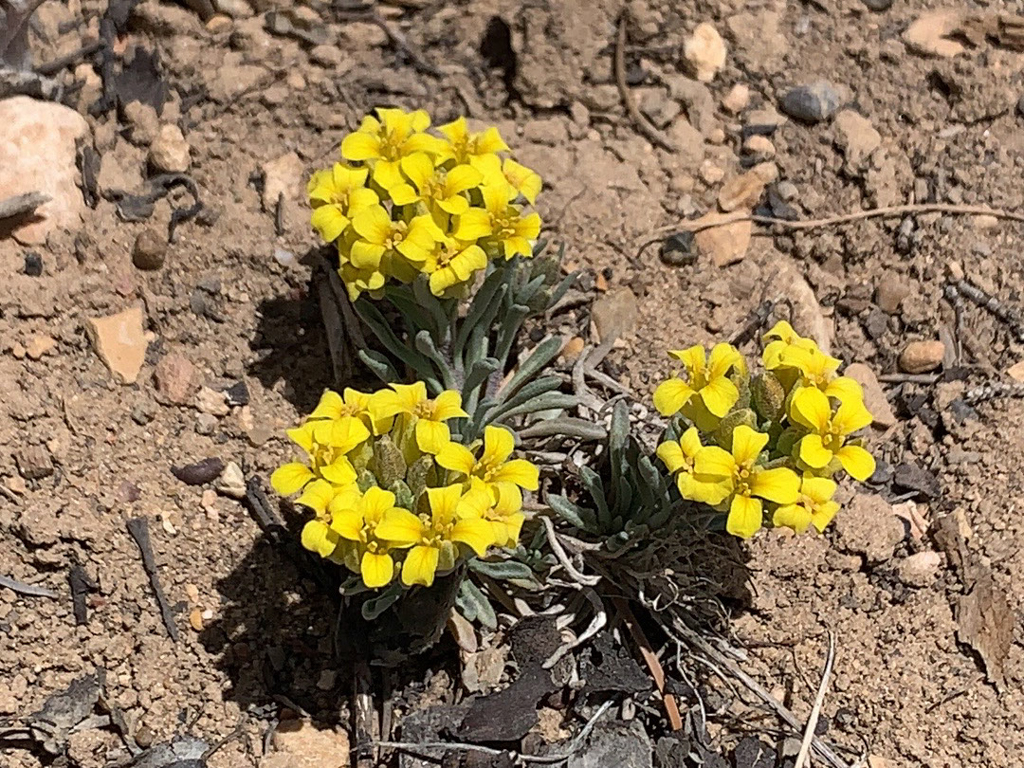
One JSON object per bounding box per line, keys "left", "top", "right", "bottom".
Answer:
{"left": 2, "top": 1, "right": 1024, "bottom": 766}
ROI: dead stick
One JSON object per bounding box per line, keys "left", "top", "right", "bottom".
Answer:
{"left": 352, "top": 660, "right": 376, "bottom": 768}
{"left": 126, "top": 517, "right": 180, "bottom": 641}
{"left": 613, "top": 597, "right": 684, "bottom": 731}
{"left": 795, "top": 630, "right": 836, "bottom": 768}
{"left": 0, "top": 191, "right": 49, "bottom": 220}
{"left": 614, "top": 13, "right": 676, "bottom": 152}
{"left": 0, "top": 573, "right": 58, "bottom": 599}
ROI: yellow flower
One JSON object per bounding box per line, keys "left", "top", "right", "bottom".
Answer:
{"left": 773, "top": 476, "right": 840, "bottom": 534}
{"left": 270, "top": 421, "right": 361, "bottom": 495}
{"left": 340, "top": 108, "right": 441, "bottom": 191}
{"left": 308, "top": 388, "right": 393, "bottom": 436}
{"left": 652, "top": 343, "right": 746, "bottom": 429}
{"left": 421, "top": 236, "right": 488, "bottom": 297}
{"left": 436, "top": 425, "right": 539, "bottom": 508}
{"left": 789, "top": 387, "right": 875, "bottom": 481}
{"left": 656, "top": 426, "right": 727, "bottom": 503}
{"left": 477, "top": 155, "right": 542, "bottom": 205}
{"left": 762, "top": 320, "right": 817, "bottom": 370}
{"left": 458, "top": 477, "right": 525, "bottom": 548}
{"left": 329, "top": 487, "right": 404, "bottom": 588}
{"left": 375, "top": 484, "right": 495, "bottom": 587}
{"left": 297, "top": 480, "right": 361, "bottom": 559}
{"left": 453, "top": 181, "right": 541, "bottom": 259}
{"left": 436, "top": 117, "right": 509, "bottom": 170}
{"left": 390, "top": 153, "right": 483, "bottom": 217}
{"left": 375, "top": 383, "right": 468, "bottom": 454}
{"left": 349, "top": 205, "right": 441, "bottom": 271}
{"left": 694, "top": 425, "right": 801, "bottom": 538}
{"left": 307, "top": 164, "right": 379, "bottom": 243}
{"left": 337, "top": 257, "right": 387, "bottom": 302}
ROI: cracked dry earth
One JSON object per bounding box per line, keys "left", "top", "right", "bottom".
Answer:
{"left": 3, "top": 0, "right": 1024, "bottom": 766}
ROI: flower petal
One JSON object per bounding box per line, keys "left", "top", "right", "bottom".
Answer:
{"left": 731, "top": 425, "right": 769, "bottom": 466}
{"left": 797, "top": 434, "right": 833, "bottom": 469}
{"left": 750, "top": 467, "right": 800, "bottom": 504}
{"left": 352, "top": 205, "right": 392, "bottom": 245}
{"left": 726, "top": 495, "right": 763, "bottom": 539}
{"left": 416, "top": 419, "right": 451, "bottom": 454}
{"left": 832, "top": 396, "right": 874, "bottom": 436}
{"left": 836, "top": 445, "right": 876, "bottom": 482}
{"left": 801, "top": 476, "right": 837, "bottom": 504}
{"left": 656, "top": 441, "right": 686, "bottom": 474}
{"left": 790, "top": 387, "right": 833, "bottom": 433}
{"left": 436, "top": 442, "right": 477, "bottom": 476}
{"left": 772, "top": 503, "right": 812, "bottom": 534}
{"left": 491, "top": 459, "right": 539, "bottom": 490}
{"left": 320, "top": 457, "right": 357, "bottom": 486}
{"left": 361, "top": 552, "right": 394, "bottom": 589}
{"left": 432, "top": 390, "right": 468, "bottom": 421}
{"left": 296, "top": 479, "right": 335, "bottom": 515}
{"left": 679, "top": 426, "right": 703, "bottom": 458}
{"left": 427, "top": 484, "right": 463, "bottom": 523}
{"left": 270, "top": 463, "right": 315, "bottom": 495}
{"left": 694, "top": 446, "right": 736, "bottom": 478}
{"left": 699, "top": 375, "right": 739, "bottom": 418}
{"left": 652, "top": 378, "right": 695, "bottom": 416}
{"left": 453, "top": 209, "right": 492, "bottom": 241}
{"left": 810, "top": 501, "right": 841, "bottom": 532}
{"left": 340, "top": 131, "right": 380, "bottom": 161}
{"left": 400, "top": 152, "right": 434, "bottom": 191}
{"left": 451, "top": 517, "right": 495, "bottom": 556}
{"left": 330, "top": 509, "right": 364, "bottom": 541}
{"left": 401, "top": 545, "right": 439, "bottom": 587}
{"left": 301, "top": 520, "right": 339, "bottom": 558}
{"left": 309, "top": 390, "right": 345, "bottom": 421}
{"left": 376, "top": 508, "right": 426, "bottom": 544}
{"left": 823, "top": 376, "right": 864, "bottom": 404}
{"left": 482, "top": 425, "right": 515, "bottom": 465}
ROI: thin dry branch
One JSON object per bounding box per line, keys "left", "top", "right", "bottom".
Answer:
{"left": 795, "top": 630, "right": 836, "bottom": 768}
{"left": 614, "top": 13, "right": 676, "bottom": 152}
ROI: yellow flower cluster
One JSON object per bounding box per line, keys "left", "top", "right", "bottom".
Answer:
{"left": 653, "top": 322, "right": 876, "bottom": 539}
{"left": 307, "top": 107, "right": 543, "bottom": 301}
{"left": 271, "top": 383, "right": 539, "bottom": 589}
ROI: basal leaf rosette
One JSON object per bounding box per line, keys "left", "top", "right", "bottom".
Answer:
{"left": 652, "top": 322, "right": 877, "bottom": 539}
{"left": 271, "top": 383, "right": 539, "bottom": 591}
{"left": 307, "top": 107, "right": 543, "bottom": 302}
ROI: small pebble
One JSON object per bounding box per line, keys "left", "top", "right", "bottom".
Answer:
{"left": 224, "top": 380, "right": 250, "bottom": 406}
{"left": 215, "top": 461, "right": 247, "bottom": 499}
{"left": 1017, "top": 94, "right": 1024, "bottom": 118}
{"left": 132, "top": 229, "right": 167, "bottom": 271}
{"left": 171, "top": 457, "right": 225, "bottom": 486}
{"left": 779, "top": 81, "right": 841, "bottom": 123}
{"left": 274, "top": 248, "right": 296, "bottom": 268}
{"left": 195, "top": 413, "right": 218, "bottom": 435}
{"left": 196, "top": 386, "right": 230, "bottom": 417}
{"left": 861, "top": 0, "right": 894, "bottom": 9}
{"left": 660, "top": 231, "right": 697, "bottom": 266}
{"left": 23, "top": 252, "right": 43, "bottom": 276}
{"left": 899, "top": 340, "right": 945, "bottom": 373}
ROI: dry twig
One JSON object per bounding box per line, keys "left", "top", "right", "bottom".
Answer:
{"left": 614, "top": 13, "right": 675, "bottom": 152}
{"left": 126, "top": 517, "right": 179, "bottom": 641}
{"left": 795, "top": 630, "right": 836, "bottom": 768}
{"left": 613, "top": 597, "right": 684, "bottom": 731}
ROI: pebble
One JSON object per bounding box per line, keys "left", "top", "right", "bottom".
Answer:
{"left": 660, "top": 231, "right": 697, "bottom": 267}
{"left": 861, "top": 0, "right": 894, "bottom": 10}
{"left": 131, "top": 401, "right": 157, "bottom": 425}
{"left": 309, "top": 44, "right": 344, "bottom": 68}
{"left": 264, "top": 721, "right": 350, "bottom": 768}
{"left": 833, "top": 109, "right": 881, "bottom": 169}
{"left": 25, "top": 334, "right": 56, "bottom": 360}
{"left": 224, "top": 380, "right": 250, "bottom": 406}
{"left": 834, "top": 493, "right": 903, "bottom": 563}
{"left": 742, "top": 134, "right": 775, "bottom": 159}
{"left": 899, "top": 340, "right": 945, "bottom": 373}
{"left": 86, "top": 306, "right": 149, "bottom": 384}
{"left": 261, "top": 151, "right": 304, "bottom": 212}
{"left": 0, "top": 96, "right": 90, "bottom": 245}
{"left": 874, "top": 277, "right": 910, "bottom": 313}
{"left": 780, "top": 81, "right": 842, "bottom": 123}
{"left": 23, "top": 252, "right": 43, "bottom": 276}
{"left": 123, "top": 101, "right": 159, "bottom": 147}
{"left": 744, "top": 107, "right": 787, "bottom": 135}
{"left": 893, "top": 463, "right": 940, "bottom": 499}
{"left": 1007, "top": 360, "right": 1024, "bottom": 383}
{"left": 195, "top": 413, "right": 218, "bottom": 435}
{"left": 638, "top": 90, "right": 681, "bottom": 129}
{"left": 154, "top": 353, "right": 197, "bottom": 405}
{"left": 206, "top": 14, "right": 233, "bottom": 33}
{"left": 721, "top": 83, "right": 750, "bottom": 114}
{"left": 132, "top": 229, "right": 168, "bottom": 271}
{"left": 148, "top": 124, "right": 191, "bottom": 174}
{"left": 215, "top": 461, "right": 247, "bottom": 498}
{"left": 273, "top": 248, "right": 296, "bottom": 268}
{"left": 196, "top": 386, "right": 230, "bottom": 417}
{"left": 903, "top": 11, "right": 965, "bottom": 58}
{"left": 172, "top": 457, "right": 226, "bottom": 486}
{"left": 694, "top": 212, "right": 752, "bottom": 267}
{"left": 15, "top": 445, "right": 54, "bottom": 480}
{"left": 844, "top": 363, "right": 896, "bottom": 428}
{"left": 897, "top": 551, "right": 942, "bottom": 587}
{"left": 590, "top": 287, "right": 638, "bottom": 343}
{"left": 560, "top": 336, "right": 585, "bottom": 363}
{"left": 683, "top": 23, "right": 727, "bottom": 82}
{"left": 699, "top": 161, "right": 725, "bottom": 185}
{"left": 214, "top": 0, "right": 253, "bottom": 18}
{"left": 718, "top": 169, "right": 768, "bottom": 212}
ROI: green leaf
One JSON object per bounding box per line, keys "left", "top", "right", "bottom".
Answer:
{"left": 358, "top": 349, "right": 399, "bottom": 383}
{"left": 500, "top": 336, "right": 564, "bottom": 401}
{"left": 469, "top": 558, "right": 536, "bottom": 581}
{"left": 545, "top": 271, "right": 578, "bottom": 311}
{"left": 547, "top": 495, "right": 597, "bottom": 532}
{"left": 355, "top": 300, "right": 441, "bottom": 391}
{"left": 493, "top": 303, "right": 531, "bottom": 366}
{"left": 454, "top": 266, "right": 510, "bottom": 363}
{"left": 456, "top": 578, "right": 497, "bottom": 630}
{"left": 492, "top": 375, "right": 563, "bottom": 415}
{"left": 579, "top": 465, "right": 612, "bottom": 531}
{"left": 495, "top": 392, "right": 579, "bottom": 422}
{"left": 415, "top": 330, "right": 455, "bottom": 389}
{"left": 518, "top": 417, "right": 607, "bottom": 441}
{"left": 512, "top": 273, "right": 547, "bottom": 310}
{"left": 360, "top": 583, "right": 403, "bottom": 620}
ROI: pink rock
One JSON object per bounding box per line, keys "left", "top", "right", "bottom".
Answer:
{"left": 0, "top": 97, "right": 90, "bottom": 245}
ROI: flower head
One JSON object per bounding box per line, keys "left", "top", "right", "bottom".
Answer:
{"left": 656, "top": 426, "right": 728, "bottom": 503}
{"left": 653, "top": 343, "right": 746, "bottom": 430}
{"left": 390, "top": 153, "right": 483, "bottom": 217}
{"left": 375, "top": 484, "right": 495, "bottom": 587}
{"left": 421, "top": 236, "right": 488, "bottom": 297}
{"left": 694, "top": 425, "right": 801, "bottom": 538}
{"left": 349, "top": 205, "right": 441, "bottom": 272}
{"left": 458, "top": 477, "right": 525, "bottom": 548}
{"left": 478, "top": 155, "right": 542, "bottom": 205}
{"left": 436, "top": 425, "right": 539, "bottom": 508}
{"left": 789, "top": 387, "right": 875, "bottom": 481}
{"left": 307, "top": 164, "right": 379, "bottom": 243}
{"left": 341, "top": 107, "right": 442, "bottom": 191}
{"left": 772, "top": 476, "right": 840, "bottom": 534}
{"left": 307, "top": 388, "right": 393, "bottom": 436}
{"left": 270, "top": 420, "right": 364, "bottom": 495}
{"left": 375, "top": 383, "right": 468, "bottom": 454}
{"left": 329, "top": 487, "right": 406, "bottom": 588}
{"left": 453, "top": 180, "right": 541, "bottom": 259}
{"left": 436, "top": 117, "right": 509, "bottom": 170}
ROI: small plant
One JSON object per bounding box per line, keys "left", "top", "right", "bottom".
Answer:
{"left": 652, "top": 321, "right": 875, "bottom": 538}
{"left": 271, "top": 384, "right": 539, "bottom": 615}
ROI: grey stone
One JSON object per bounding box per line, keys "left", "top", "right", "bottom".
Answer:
{"left": 862, "top": 0, "right": 894, "bottom": 10}
{"left": 569, "top": 720, "right": 652, "bottom": 768}
{"left": 780, "top": 81, "right": 842, "bottom": 123}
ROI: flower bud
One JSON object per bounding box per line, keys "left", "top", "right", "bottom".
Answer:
{"left": 751, "top": 373, "right": 786, "bottom": 421}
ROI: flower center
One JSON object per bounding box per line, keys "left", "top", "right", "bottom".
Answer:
{"left": 735, "top": 464, "right": 755, "bottom": 497}
{"left": 490, "top": 209, "right": 517, "bottom": 239}
{"left": 413, "top": 400, "right": 435, "bottom": 419}
{"left": 435, "top": 242, "right": 460, "bottom": 268}
{"left": 383, "top": 221, "right": 408, "bottom": 250}
{"left": 379, "top": 129, "right": 403, "bottom": 162}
